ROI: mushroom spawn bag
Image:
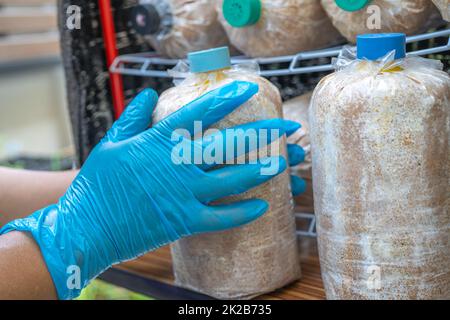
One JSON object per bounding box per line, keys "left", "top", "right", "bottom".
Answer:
{"left": 283, "top": 92, "right": 314, "bottom": 213}
{"left": 310, "top": 48, "right": 450, "bottom": 299}
{"left": 321, "top": 0, "right": 436, "bottom": 43}
{"left": 432, "top": 0, "right": 450, "bottom": 21}
{"left": 152, "top": 62, "right": 301, "bottom": 299}
{"left": 138, "top": 0, "right": 231, "bottom": 58}
{"left": 217, "top": 0, "right": 342, "bottom": 58}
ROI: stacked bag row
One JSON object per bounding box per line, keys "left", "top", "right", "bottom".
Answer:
{"left": 131, "top": 0, "right": 449, "bottom": 59}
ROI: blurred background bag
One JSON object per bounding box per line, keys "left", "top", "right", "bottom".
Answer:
{"left": 283, "top": 92, "right": 314, "bottom": 214}
{"left": 432, "top": 0, "right": 450, "bottom": 21}
{"left": 217, "top": 0, "right": 342, "bottom": 57}
{"left": 130, "top": 0, "right": 231, "bottom": 58}
{"left": 321, "top": 0, "right": 438, "bottom": 43}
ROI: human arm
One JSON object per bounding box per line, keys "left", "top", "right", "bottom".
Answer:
{"left": 0, "top": 81, "right": 303, "bottom": 300}
{"left": 0, "top": 168, "right": 78, "bottom": 227}
{"left": 0, "top": 231, "right": 57, "bottom": 299}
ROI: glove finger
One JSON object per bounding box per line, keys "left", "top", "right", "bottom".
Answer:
{"left": 196, "top": 119, "right": 300, "bottom": 170}
{"left": 287, "top": 144, "right": 306, "bottom": 167}
{"left": 193, "top": 199, "right": 269, "bottom": 233}
{"left": 107, "top": 89, "right": 158, "bottom": 142}
{"left": 291, "top": 175, "right": 307, "bottom": 196}
{"left": 194, "top": 156, "right": 287, "bottom": 203}
{"left": 153, "top": 81, "right": 258, "bottom": 137}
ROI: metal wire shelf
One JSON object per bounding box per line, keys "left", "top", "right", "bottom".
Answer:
{"left": 109, "top": 28, "right": 449, "bottom": 239}
{"left": 111, "top": 29, "right": 450, "bottom": 78}
{"left": 296, "top": 213, "right": 317, "bottom": 238}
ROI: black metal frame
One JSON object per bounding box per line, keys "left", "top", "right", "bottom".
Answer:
{"left": 99, "top": 268, "right": 213, "bottom": 300}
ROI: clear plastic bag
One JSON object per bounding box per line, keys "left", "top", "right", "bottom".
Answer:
{"left": 216, "top": 0, "right": 342, "bottom": 58}
{"left": 432, "top": 0, "right": 450, "bottom": 21}
{"left": 321, "top": 0, "right": 436, "bottom": 43}
{"left": 153, "top": 60, "right": 300, "bottom": 299}
{"left": 310, "top": 49, "right": 450, "bottom": 299}
{"left": 283, "top": 92, "right": 314, "bottom": 213}
{"left": 135, "top": 0, "right": 231, "bottom": 58}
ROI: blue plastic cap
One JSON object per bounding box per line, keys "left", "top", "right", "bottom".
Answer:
{"left": 188, "top": 47, "right": 231, "bottom": 73}
{"left": 357, "top": 33, "right": 406, "bottom": 61}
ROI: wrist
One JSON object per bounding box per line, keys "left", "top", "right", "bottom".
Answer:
{"left": 0, "top": 231, "right": 58, "bottom": 299}
{"left": 0, "top": 203, "right": 113, "bottom": 299}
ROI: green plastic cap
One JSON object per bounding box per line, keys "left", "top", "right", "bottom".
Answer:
{"left": 335, "top": 0, "right": 372, "bottom": 12}
{"left": 188, "top": 47, "right": 231, "bottom": 73}
{"left": 223, "top": 0, "right": 261, "bottom": 28}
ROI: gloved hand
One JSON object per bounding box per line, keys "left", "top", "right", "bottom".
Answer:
{"left": 0, "top": 81, "right": 305, "bottom": 300}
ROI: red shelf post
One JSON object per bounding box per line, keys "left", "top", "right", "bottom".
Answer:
{"left": 98, "top": 0, "right": 126, "bottom": 119}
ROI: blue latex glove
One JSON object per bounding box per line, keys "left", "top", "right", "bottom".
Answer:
{"left": 288, "top": 144, "right": 307, "bottom": 196}
{"left": 0, "top": 81, "right": 304, "bottom": 300}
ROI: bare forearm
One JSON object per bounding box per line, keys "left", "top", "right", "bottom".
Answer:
{"left": 0, "top": 231, "right": 57, "bottom": 300}
{"left": 0, "top": 168, "right": 78, "bottom": 226}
